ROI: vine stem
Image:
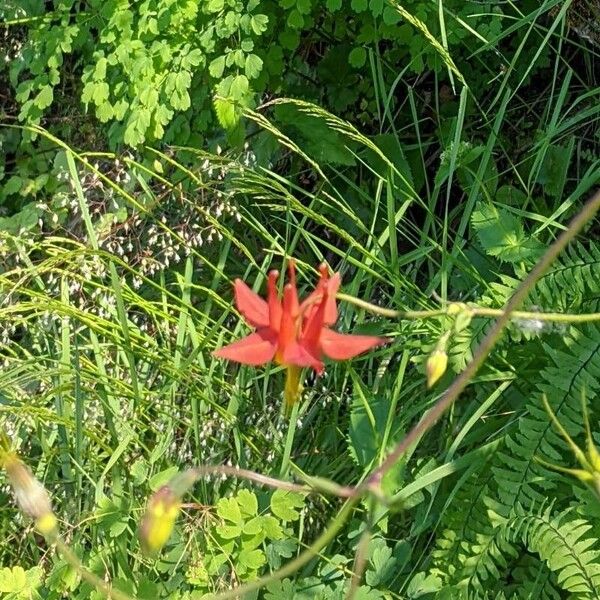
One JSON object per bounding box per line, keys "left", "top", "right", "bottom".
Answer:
{"left": 336, "top": 295, "right": 600, "bottom": 324}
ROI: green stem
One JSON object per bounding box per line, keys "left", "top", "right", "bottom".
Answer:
{"left": 336, "top": 294, "right": 600, "bottom": 324}
{"left": 54, "top": 538, "right": 137, "bottom": 600}
{"left": 280, "top": 401, "right": 300, "bottom": 478}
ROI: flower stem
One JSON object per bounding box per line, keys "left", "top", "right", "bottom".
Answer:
{"left": 280, "top": 400, "right": 300, "bottom": 478}
{"left": 336, "top": 293, "right": 600, "bottom": 324}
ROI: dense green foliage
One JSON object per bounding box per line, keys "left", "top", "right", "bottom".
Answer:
{"left": 1, "top": 0, "right": 600, "bottom": 599}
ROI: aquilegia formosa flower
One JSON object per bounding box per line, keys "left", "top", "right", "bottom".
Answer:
{"left": 213, "top": 261, "right": 385, "bottom": 408}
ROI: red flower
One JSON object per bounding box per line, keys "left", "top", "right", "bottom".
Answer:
{"left": 213, "top": 261, "right": 385, "bottom": 374}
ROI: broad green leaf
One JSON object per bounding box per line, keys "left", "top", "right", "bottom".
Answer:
{"left": 349, "top": 46, "right": 367, "bottom": 68}
{"left": 229, "top": 74, "right": 249, "bottom": 100}
{"left": 214, "top": 96, "right": 238, "bottom": 129}
{"left": 250, "top": 14, "right": 269, "bottom": 35}
{"left": 217, "top": 496, "right": 243, "bottom": 524}
{"left": 36, "top": 85, "right": 54, "bottom": 109}
{"left": 351, "top": 0, "right": 368, "bottom": 11}
{"left": 238, "top": 548, "right": 266, "bottom": 571}
{"left": 206, "top": 0, "right": 224, "bottom": 12}
{"left": 148, "top": 466, "right": 179, "bottom": 491}
{"left": 209, "top": 55, "right": 226, "bottom": 78}
{"left": 270, "top": 490, "right": 305, "bottom": 522}
{"left": 237, "top": 489, "right": 258, "bottom": 516}
{"left": 245, "top": 53, "right": 263, "bottom": 79}
{"left": 471, "top": 202, "right": 544, "bottom": 264}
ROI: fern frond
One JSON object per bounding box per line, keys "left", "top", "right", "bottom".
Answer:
{"left": 433, "top": 324, "right": 600, "bottom": 596}
{"left": 508, "top": 505, "right": 600, "bottom": 598}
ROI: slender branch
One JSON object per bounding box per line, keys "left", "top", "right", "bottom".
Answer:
{"left": 337, "top": 295, "right": 600, "bottom": 324}
{"left": 187, "top": 465, "right": 310, "bottom": 494}
{"left": 359, "top": 187, "right": 600, "bottom": 491}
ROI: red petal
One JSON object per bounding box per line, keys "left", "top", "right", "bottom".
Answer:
{"left": 301, "top": 265, "right": 340, "bottom": 325}
{"left": 213, "top": 330, "right": 277, "bottom": 365}
{"left": 234, "top": 279, "right": 269, "bottom": 328}
{"left": 323, "top": 272, "right": 341, "bottom": 325}
{"left": 278, "top": 283, "right": 299, "bottom": 355}
{"left": 320, "top": 328, "right": 386, "bottom": 361}
{"left": 283, "top": 342, "right": 324, "bottom": 373}
{"left": 267, "top": 270, "right": 282, "bottom": 330}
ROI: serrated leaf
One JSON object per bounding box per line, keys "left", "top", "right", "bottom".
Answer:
{"left": 217, "top": 496, "right": 243, "bottom": 524}
{"left": 237, "top": 489, "right": 258, "bottom": 517}
{"left": 213, "top": 96, "right": 238, "bottom": 130}
{"left": 36, "top": 85, "right": 54, "bottom": 109}
{"left": 245, "top": 53, "right": 263, "bottom": 79}
{"left": 270, "top": 490, "right": 305, "bottom": 522}
{"left": 261, "top": 515, "right": 284, "bottom": 540}
{"left": 471, "top": 202, "right": 544, "bottom": 264}
{"left": 250, "top": 14, "right": 269, "bottom": 35}
{"left": 238, "top": 548, "right": 266, "bottom": 570}
{"left": 209, "top": 55, "right": 226, "bottom": 78}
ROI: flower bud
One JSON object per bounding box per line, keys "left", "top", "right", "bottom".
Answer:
{"left": 426, "top": 349, "right": 448, "bottom": 388}
{"left": 2, "top": 453, "right": 57, "bottom": 537}
{"left": 139, "top": 485, "right": 181, "bottom": 556}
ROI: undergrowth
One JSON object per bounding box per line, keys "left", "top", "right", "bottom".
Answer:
{"left": 0, "top": 1, "right": 600, "bottom": 599}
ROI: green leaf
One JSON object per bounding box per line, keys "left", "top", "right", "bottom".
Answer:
{"left": 148, "top": 466, "right": 179, "bottom": 491}
{"left": 216, "top": 523, "right": 243, "bottom": 539}
{"left": 229, "top": 74, "right": 249, "bottom": 100}
{"left": 270, "top": 490, "right": 305, "bottom": 522}
{"left": 383, "top": 5, "right": 402, "bottom": 24}
{"left": 209, "top": 55, "right": 226, "bottom": 78}
{"left": 326, "top": 0, "right": 342, "bottom": 10}
{"left": 261, "top": 515, "right": 284, "bottom": 540}
{"left": 238, "top": 548, "right": 266, "bottom": 571}
{"left": 217, "top": 496, "right": 243, "bottom": 524}
{"left": 351, "top": 0, "right": 368, "bottom": 11}
{"left": 406, "top": 572, "right": 442, "bottom": 598}
{"left": 537, "top": 143, "right": 572, "bottom": 198}
{"left": 471, "top": 202, "right": 544, "bottom": 264}
{"left": 237, "top": 489, "right": 258, "bottom": 516}
{"left": 250, "top": 14, "right": 269, "bottom": 35}
{"left": 369, "top": 0, "right": 384, "bottom": 16}
{"left": 245, "top": 53, "right": 263, "bottom": 79}
{"left": 296, "top": 0, "right": 311, "bottom": 14}
{"left": 349, "top": 46, "right": 367, "bottom": 68}
{"left": 97, "top": 102, "right": 114, "bottom": 122}
{"left": 214, "top": 96, "right": 238, "bottom": 129}
{"left": 206, "top": 0, "right": 224, "bottom": 12}
{"left": 35, "top": 85, "right": 54, "bottom": 109}
{"left": 242, "top": 516, "right": 264, "bottom": 536}
{"left": 287, "top": 9, "right": 304, "bottom": 29}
